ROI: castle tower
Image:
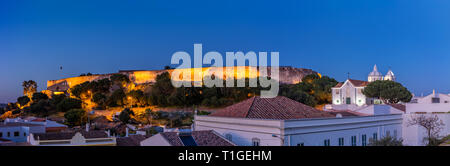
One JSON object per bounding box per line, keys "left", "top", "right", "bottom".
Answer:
{"left": 384, "top": 69, "right": 396, "bottom": 81}
{"left": 368, "top": 65, "right": 383, "bottom": 82}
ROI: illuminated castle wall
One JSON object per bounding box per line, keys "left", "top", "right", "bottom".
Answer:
{"left": 47, "top": 66, "right": 317, "bottom": 92}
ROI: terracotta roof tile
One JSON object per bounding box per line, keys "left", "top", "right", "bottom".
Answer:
{"left": 327, "top": 110, "right": 368, "bottom": 117}
{"left": 210, "top": 96, "right": 334, "bottom": 120}
{"left": 160, "top": 131, "right": 235, "bottom": 146}
{"left": 348, "top": 79, "right": 369, "bottom": 87}
{"left": 333, "top": 79, "right": 369, "bottom": 88}
{"left": 388, "top": 104, "right": 406, "bottom": 112}
{"left": 191, "top": 130, "right": 235, "bottom": 146}
{"left": 33, "top": 130, "right": 108, "bottom": 140}
{"left": 117, "top": 135, "right": 150, "bottom": 146}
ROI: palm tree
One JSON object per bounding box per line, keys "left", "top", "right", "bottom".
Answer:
{"left": 22, "top": 80, "right": 37, "bottom": 97}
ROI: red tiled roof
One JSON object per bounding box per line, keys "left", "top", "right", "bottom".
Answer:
{"left": 209, "top": 96, "right": 334, "bottom": 120}
{"left": 333, "top": 82, "right": 344, "bottom": 88}
{"left": 388, "top": 104, "right": 406, "bottom": 112}
{"left": 33, "top": 130, "right": 108, "bottom": 140}
{"left": 327, "top": 110, "right": 368, "bottom": 117}
{"left": 348, "top": 79, "right": 369, "bottom": 87}
{"left": 0, "top": 123, "right": 43, "bottom": 128}
{"left": 191, "top": 130, "right": 235, "bottom": 146}
{"left": 160, "top": 130, "right": 235, "bottom": 146}
{"left": 31, "top": 118, "right": 46, "bottom": 122}
{"left": 46, "top": 127, "right": 68, "bottom": 133}
{"left": 117, "top": 135, "right": 150, "bottom": 146}
{"left": 333, "top": 79, "right": 369, "bottom": 88}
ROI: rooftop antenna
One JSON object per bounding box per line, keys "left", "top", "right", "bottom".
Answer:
{"left": 347, "top": 72, "right": 350, "bottom": 79}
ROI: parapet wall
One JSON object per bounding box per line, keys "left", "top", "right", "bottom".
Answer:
{"left": 47, "top": 66, "right": 317, "bottom": 92}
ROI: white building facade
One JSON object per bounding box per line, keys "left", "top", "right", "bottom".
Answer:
{"left": 195, "top": 114, "right": 402, "bottom": 146}
{"left": 402, "top": 91, "right": 450, "bottom": 146}
{"left": 328, "top": 65, "right": 396, "bottom": 110}
{"left": 194, "top": 96, "right": 403, "bottom": 146}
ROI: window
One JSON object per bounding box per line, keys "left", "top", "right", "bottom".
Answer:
{"left": 7, "top": 132, "right": 10, "bottom": 137}
{"left": 0, "top": 132, "right": 2, "bottom": 137}
{"left": 394, "top": 130, "right": 398, "bottom": 138}
{"left": 297, "top": 143, "right": 304, "bottom": 146}
{"left": 338, "top": 138, "right": 344, "bottom": 146}
{"left": 24, "top": 132, "right": 26, "bottom": 137}
{"left": 432, "top": 98, "right": 440, "bottom": 103}
{"left": 362, "top": 135, "right": 367, "bottom": 146}
{"left": 225, "top": 134, "right": 232, "bottom": 141}
{"left": 373, "top": 133, "right": 378, "bottom": 141}
{"left": 252, "top": 138, "right": 260, "bottom": 146}
{"left": 351, "top": 136, "right": 357, "bottom": 146}
{"left": 14, "top": 132, "right": 19, "bottom": 137}
{"left": 324, "top": 139, "right": 330, "bottom": 146}
{"left": 335, "top": 90, "right": 340, "bottom": 95}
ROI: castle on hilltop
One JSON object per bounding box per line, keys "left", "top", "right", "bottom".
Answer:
{"left": 45, "top": 66, "right": 317, "bottom": 95}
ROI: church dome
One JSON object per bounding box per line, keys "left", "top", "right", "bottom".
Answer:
{"left": 384, "top": 69, "right": 395, "bottom": 81}
{"left": 369, "top": 65, "right": 382, "bottom": 76}
{"left": 368, "top": 65, "right": 383, "bottom": 82}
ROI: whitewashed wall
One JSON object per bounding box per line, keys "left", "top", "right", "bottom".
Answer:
{"left": 195, "top": 114, "right": 402, "bottom": 146}
{"left": 194, "top": 116, "right": 283, "bottom": 146}
{"left": 332, "top": 81, "right": 367, "bottom": 106}
{"left": 402, "top": 113, "right": 450, "bottom": 146}
{"left": 284, "top": 115, "right": 402, "bottom": 146}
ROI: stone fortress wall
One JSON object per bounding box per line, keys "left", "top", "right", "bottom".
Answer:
{"left": 47, "top": 66, "right": 317, "bottom": 92}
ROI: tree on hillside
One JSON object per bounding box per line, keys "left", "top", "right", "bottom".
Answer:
{"left": 31, "top": 92, "right": 49, "bottom": 103}
{"left": 50, "top": 94, "right": 66, "bottom": 107}
{"left": 64, "top": 109, "right": 86, "bottom": 127}
{"left": 30, "top": 100, "right": 50, "bottom": 116}
{"left": 107, "top": 89, "right": 127, "bottom": 107}
{"left": 119, "top": 108, "right": 134, "bottom": 124}
{"left": 22, "top": 80, "right": 37, "bottom": 97}
{"left": 17, "top": 96, "right": 31, "bottom": 108}
{"left": 150, "top": 72, "right": 174, "bottom": 106}
{"left": 279, "top": 74, "right": 337, "bottom": 107}
{"left": 408, "top": 114, "right": 445, "bottom": 146}
{"left": 127, "top": 90, "right": 145, "bottom": 106}
{"left": 92, "top": 93, "right": 107, "bottom": 109}
{"left": 362, "top": 80, "right": 412, "bottom": 104}
{"left": 56, "top": 98, "right": 82, "bottom": 112}
{"left": 110, "top": 74, "right": 130, "bottom": 88}
{"left": 69, "top": 81, "right": 90, "bottom": 99}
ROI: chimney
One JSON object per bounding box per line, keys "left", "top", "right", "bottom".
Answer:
{"left": 125, "top": 127, "right": 129, "bottom": 137}
{"left": 85, "top": 123, "right": 90, "bottom": 132}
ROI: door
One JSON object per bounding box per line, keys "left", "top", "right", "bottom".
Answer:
{"left": 346, "top": 97, "right": 351, "bottom": 104}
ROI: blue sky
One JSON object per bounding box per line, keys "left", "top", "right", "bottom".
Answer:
{"left": 1, "top": 0, "right": 450, "bottom": 103}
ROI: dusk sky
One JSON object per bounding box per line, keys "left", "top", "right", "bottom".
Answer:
{"left": 1, "top": 0, "right": 450, "bottom": 103}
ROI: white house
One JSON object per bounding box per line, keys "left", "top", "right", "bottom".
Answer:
{"left": 402, "top": 91, "right": 450, "bottom": 146}
{"left": 0, "top": 123, "right": 45, "bottom": 143}
{"left": 28, "top": 130, "right": 116, "bottom": 146}
{"left": 4, "top": 117, "right": 67, "bottom": 132}
{"left": 194, "top": 96, "right": 402, "bottom": 146}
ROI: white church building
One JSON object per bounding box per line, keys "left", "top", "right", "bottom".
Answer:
{"left": 326, "top": 65, "right": 397, "bottom": 110}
